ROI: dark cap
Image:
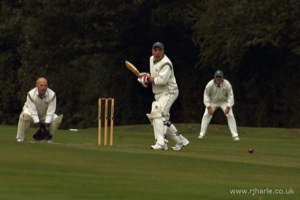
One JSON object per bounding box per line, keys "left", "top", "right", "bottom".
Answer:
{"left": 214, "top": 70, "right": 224, "bottom": 77}
{"left": 152, "top": 42, "right": 164, "bottom": 49}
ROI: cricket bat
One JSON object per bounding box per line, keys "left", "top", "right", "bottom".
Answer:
{"left": 125, "top": 60, "right": 141, "bottom": 78}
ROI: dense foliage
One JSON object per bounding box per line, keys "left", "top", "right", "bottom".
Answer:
{"left": 1, "top": 0, "right": 300, "bottom": 128}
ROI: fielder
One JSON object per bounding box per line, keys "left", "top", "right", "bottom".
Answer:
{"left": 138, "top": 42, "right": 189, "bottom": 151}
{"left": 16, "top": 77, "right": 63, "bottom": 142}
{"left": 198, "top": 70, "right": 240, "bottom": 140}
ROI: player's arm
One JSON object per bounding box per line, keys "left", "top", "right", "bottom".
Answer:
{"left": 152, "top": 64, "right": 171, "bottom": 85}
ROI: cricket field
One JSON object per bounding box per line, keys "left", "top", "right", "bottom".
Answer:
{"left": 0, "top": 124, "right": 299, "bottom": 200}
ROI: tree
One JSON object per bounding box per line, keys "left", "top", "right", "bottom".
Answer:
{"left": 189, "top": 0, "right": 300, "bottom": 127}
{"left": 0, "top": 0, "right": 24, "bottom": 123}
{"left": 190, "top": 0, "right": 300, "bottom": 68}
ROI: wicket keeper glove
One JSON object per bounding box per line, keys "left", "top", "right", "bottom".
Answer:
{"left": 43, "top": 123, "right": 52, "bottom": 140}
{"left": 44, "top": 123, "right": 50, "bottom": 135}
{"left": 33, "top": 122, "right": 44, "bottom": 140}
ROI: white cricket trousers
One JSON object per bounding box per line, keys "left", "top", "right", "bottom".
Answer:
{"left": 151, "top": 89, "right": 182, "bottom": 145}
{"left": 155, "top": 89, "right": 178, "bottom": 120}
{"left": 199, "top": 102, "right": 238, "bottom": 138}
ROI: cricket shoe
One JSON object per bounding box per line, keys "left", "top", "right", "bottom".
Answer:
{"left": 198, "top": 135, "right": 204, "bottom": 139}
{"left": 233, "top": 136, "right": 240, "bottom": 141}
{"left": 162, "top": 143, "right": 168, "bottom": 150}
{"left": 151, "top": 143, "right": 167, "bottom": 150}
{"left": 16, "top": 138, "right": 24, "bottom": 142}
{"left": 172, "top": 143, "right": 183, "bottom": 151}
{"left": 152, "top": 143, "right": 168, "bottom": 150}
{"left": 181, "top": 136, "right": 189, "bottom": 146}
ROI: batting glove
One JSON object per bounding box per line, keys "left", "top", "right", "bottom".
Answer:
{"left": 137, "top": 72, "right": 149, "bottom": 88}
{"left": 137, "top": 77, "right": 148, "bottom": 88}
{"left": 140, "top": 72, "right": 150, "bottom": 77}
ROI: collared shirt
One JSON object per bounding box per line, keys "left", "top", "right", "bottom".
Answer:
{"left": 203, "top": 79, "right": 234, "bottom": 108}
{"left": 23, "top": 87, "right": 56, "bottom": 123}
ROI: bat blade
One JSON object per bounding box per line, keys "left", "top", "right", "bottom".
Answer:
{"left": 125, "top": 60, "right": 141, "bottom": 78}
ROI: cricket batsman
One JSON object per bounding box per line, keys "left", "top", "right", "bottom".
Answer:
{"left": 138, "top": 42, "right": 189, "bottom": 151}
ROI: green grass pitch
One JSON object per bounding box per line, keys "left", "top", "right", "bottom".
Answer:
{"left": 0, "top": 124, "right": 299, "bottom": 200}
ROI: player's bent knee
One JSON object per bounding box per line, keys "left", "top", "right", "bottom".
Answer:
{"left": 163, "top": 120, "right": 172, "bottom": 127}
{"left": 150, "top": 102, "right": 162, "bottom": 118}
{"left": 50, "top": 114, "right": 63, "bottom": 134}
{"left": 20, "top": 113, "right": 31, "bottom": 121}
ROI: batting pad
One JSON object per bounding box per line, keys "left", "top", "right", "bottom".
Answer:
{"left": 16, "top": 113, "right": 31, "bottom": 141}
{"left": 50, "top": 114, "right": 63, "bottom": 134}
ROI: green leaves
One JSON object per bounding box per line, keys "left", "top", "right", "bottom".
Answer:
{"left": 1, "top": 0, "right": 300, "bottom": 128}
{"left": 190, "top": 0, "right": 300, "bottom": 68}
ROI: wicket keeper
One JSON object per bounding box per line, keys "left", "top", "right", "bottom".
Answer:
{"left": 16, "top": 77, "right": 63, "bottom": 142}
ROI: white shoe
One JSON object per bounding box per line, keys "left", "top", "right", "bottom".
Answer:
{"left": 172, "top": 143, "right": 183, "bottom": 151}
{"left": 162, "top": 143, "right": 168, "bottom": 150}
{"left": 46, "top": 140, "right": 53, "bottom": 143}
{"left": 181, "top": 137, "right": 189, "bottom": 146}
{"left": 151, "top": 143, "right": 163, "bottom": 150}
{"left": 198, "top": 135, "right": 204, "bottom": 139}
{"left": 17, "top": 138, "right": 23, "bottom": 142}
{"left": 233, "top": 136, "right": 240, "bottom": 141}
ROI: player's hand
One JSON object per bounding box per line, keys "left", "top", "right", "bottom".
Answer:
{"left": 34, "top": 127, "right": 43, "bottom": 135}
{"left": 207, "top": 107, "right": 214, "bottom": 115}
{"left": 43, "top": 123, "right": 50, "bottom": 135}
{"left": 33, "top": 122, "right": 44, "bottom": 140}
{"left": 224, "top": 107, "right": 230, "bottom": 115}
{"left": 137, "top": 78, "right": 148, "bottom": 87}
{"left": 140, "top": 72, "right": 150, "bottom": 78}
{"left": 34, "top": 122, "right": 42, "bottom": 133}
{"left": 43, "top": 123, "right": 52, "bottom": 141}
{"left": 137, "top": 73, "right": 149, "bottom": 88}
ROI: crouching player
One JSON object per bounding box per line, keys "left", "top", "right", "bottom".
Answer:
{"left": 16, "top": 77, "right": 63, "bottom": 143}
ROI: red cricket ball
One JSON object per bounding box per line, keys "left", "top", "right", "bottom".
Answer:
{"left": 248, "top": 148, "right": 254, "bottom": 153}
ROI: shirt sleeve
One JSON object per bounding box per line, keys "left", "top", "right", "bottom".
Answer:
{"left": 45, "top": 94, "right": 56, "bottom": 123}
{"left": 203, "top": 83, "right": 212, "bottom": 107}
{"left": 26, "top": 93, "right": 39, "bottom": 123}
{"left": 227, "top": 85, "right": 234, "bottom": 108}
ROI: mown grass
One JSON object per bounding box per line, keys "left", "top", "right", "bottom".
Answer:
{"left": 0, "top": 124, "right": 299, "bottom": 200}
